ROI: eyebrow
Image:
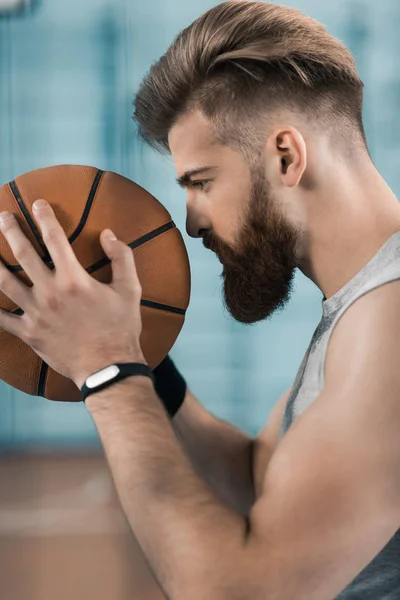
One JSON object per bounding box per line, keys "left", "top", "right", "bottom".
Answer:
{"left": 176, "top": 166, "right": 216, "bottom": 188}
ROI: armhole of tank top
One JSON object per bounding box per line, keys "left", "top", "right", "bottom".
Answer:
{"left": 318, "top": 275, "right": 400, "bottom": 390}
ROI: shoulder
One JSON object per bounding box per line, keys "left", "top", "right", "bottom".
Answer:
{"left": 325, "top": 280, "right": 400, "bottom": 392}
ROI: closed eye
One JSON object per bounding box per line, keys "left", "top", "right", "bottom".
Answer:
{"left": 190, "top": 179, "right": 211, "bottom": 191}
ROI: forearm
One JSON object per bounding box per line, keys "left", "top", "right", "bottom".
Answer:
{"left": 86, "top": 376, "right": 247, "bottom": 600}
{"left": 172, "top": 389, "right": 255, "bottom": 516}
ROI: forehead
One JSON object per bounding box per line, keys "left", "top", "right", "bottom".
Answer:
{"left": 168, "top": 110, "right": 224, "bottom": 172}
{"left": 168, "top": 109, "right": 247, "bottom": 178}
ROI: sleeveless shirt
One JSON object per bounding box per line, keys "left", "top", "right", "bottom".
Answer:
{"left": 279, "top": 231, "right": 400, "bottom": 599}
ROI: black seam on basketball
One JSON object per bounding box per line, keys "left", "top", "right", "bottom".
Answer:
{"left": 4, "top": 219, "right": 176, "bottom": 273}
{"left": 130, "top": 221, "right": 176, "bottom": 250}
{"left": 9, "top": 181, "right": 49, "bottom": 256}
{"left": 69, "top": 169, "right": 104, "bottom": 245}
{"left": 7, "top": 170, "right": 105, "bottom": 271}
{"left": 38, "top": 362, "right": 48, "bottom": 398}
{"left": 86, "top": 221, "right": 176, "bottom": 274}
{"left": 140, "top": 299, "right": 186, "bottom": 315}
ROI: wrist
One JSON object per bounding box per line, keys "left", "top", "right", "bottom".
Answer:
{"left": 73, "top": 352, "right": 147, "bottom": 390}
{"left": 153, "top": 355, "right": 187, "bottom": 418}
{"left": 84, "top": 373, "right": 154, "bottom": 414}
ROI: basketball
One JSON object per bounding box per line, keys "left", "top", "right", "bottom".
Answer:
{"left": 0, "top": 165, "right": 191, "bottom": 402}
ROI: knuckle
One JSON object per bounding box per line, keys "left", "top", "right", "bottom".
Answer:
{"left": 133, "top": 280, "right": 142, "bottom": 295}
{"left": 13, "top": 243, "right": 28, "bottom": 260}
{"left": 24, "top": 321, "right": 39, "bottom": 346}
{"left": 43, "top": 226, "right": 57, "bottom": 241}
{"left": 42, "top": 291, "right": 61, "bottom": 311}
{"left": 0, "top": 270, "right": 10, "bottom": 288}
{"left": 123, "top": 246, "right": 134, "bottom": 260}
{"left": 116, "top": 246, "right": 129, "bottom": 260}
{"left": 62, "top": 277, "right": 84, "bottom": 296}
{"left": 42, "top": 227, "right": 60, "bottom": 247}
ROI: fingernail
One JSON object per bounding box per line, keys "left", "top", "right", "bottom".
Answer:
{"left": 0, "top": 212, "right": 12, "bottom": 223}
{"left": 33, "top": 199, "right": 48, "bottom": 210}
{"left": 105, "top": 229, "right": 117, "bottom": 241}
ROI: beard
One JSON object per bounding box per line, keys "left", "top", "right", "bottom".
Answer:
{"left": 202, "top": 166, "right": 301, "bottom": 324}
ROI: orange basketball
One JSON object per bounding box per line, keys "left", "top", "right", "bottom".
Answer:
{"left": 0, "top": 165, "right": 191, "bottom": 402}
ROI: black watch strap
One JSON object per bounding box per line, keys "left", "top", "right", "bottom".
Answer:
{"left": 81, "top": 362, "right": 155, "bottom": 403}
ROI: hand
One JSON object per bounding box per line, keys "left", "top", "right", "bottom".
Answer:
{"left": 0, "top": 199, "right": 146, "bottom": 390}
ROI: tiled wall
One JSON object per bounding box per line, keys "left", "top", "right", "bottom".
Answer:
{"left": 0, "top": 0, "right": 398, "bottom": 448}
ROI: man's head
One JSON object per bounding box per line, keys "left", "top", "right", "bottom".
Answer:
{"left": 133, "top": 1, "right": 368, "bottom": 323}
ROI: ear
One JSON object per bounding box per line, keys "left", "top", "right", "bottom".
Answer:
{"left": 266, "top": 126, "right": 307, "bottom": 188}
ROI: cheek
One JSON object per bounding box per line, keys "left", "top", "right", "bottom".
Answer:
{"left": 212, "top": 200, "right": 245, "bottom": 246}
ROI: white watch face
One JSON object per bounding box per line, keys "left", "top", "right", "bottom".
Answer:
{"left": 86, "top": 365, "right": 120, "bottom": 389}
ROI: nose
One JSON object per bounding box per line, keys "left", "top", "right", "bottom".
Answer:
{"left": 185, "top": 210, "right": 211, "bottom": 239}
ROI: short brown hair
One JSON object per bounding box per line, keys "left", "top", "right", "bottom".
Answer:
{"left": 133, "top": 0, "right": 367, "bottom": 160}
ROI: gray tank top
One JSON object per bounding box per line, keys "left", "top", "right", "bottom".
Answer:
{"left": 279, "top": 231, "right": 400, "bottom": 599}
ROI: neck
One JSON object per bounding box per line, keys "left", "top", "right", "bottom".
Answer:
{"left": 298, "top": 164, "right": 400, "bottom": 300}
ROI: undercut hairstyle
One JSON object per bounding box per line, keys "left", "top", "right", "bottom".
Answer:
{"left": 133, "top": 0, "right": 367, "bottom": 161}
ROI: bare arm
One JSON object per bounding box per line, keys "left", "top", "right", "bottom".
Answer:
{"left": 172, "top": 387, "right": 291, "bottom": 516}
{"left": 85, "top": 283, "right": 400, "bottom": 600}
{"left": 172, "top": 389, "right": 254, "bottom": 516}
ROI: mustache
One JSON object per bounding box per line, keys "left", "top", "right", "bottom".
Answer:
{"left": 202, "top": 232, "right": 217, "bottom": 251}
{"left": 203, "top": 231, "right": 249, "bottom": 273}
{"left": 202, "top": 233, "right": 232, "bottom": 266}
{"left": 202, "top": 232, "right": 222, "bottom": 253}
{"left": 202, "top": 231, "right": 232, "bottom": 254}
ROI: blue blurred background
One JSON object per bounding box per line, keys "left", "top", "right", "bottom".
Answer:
{"left": 1, "top": 1, "right": 399, "bottom": 599}
{"left": 0, "top": 0, "right": 399, "bottom": 449}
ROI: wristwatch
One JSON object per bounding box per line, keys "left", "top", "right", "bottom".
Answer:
{"left": 81, "top": 362, "right": 155, "bottom": 403}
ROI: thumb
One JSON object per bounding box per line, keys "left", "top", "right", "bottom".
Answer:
{"left": 100, "top": 229, "right": 141, "bottom": 293}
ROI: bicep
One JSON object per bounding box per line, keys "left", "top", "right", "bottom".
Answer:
{"left": 246, "top": 382, "right": 400, "bottom": 600}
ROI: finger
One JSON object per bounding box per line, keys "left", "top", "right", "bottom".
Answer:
{"left": 100, "top": 230, "right": 142, "bottom": 294}
{"left": 0, "top": 212, "right": 50, "bottom": 284}
{"left": 32, "top": 200, "right": 86, "bottom": 276}
{"left": 0, "top": 307, "right": 24, "bottom": 339}
{"left": 0, "top": 259, "right": 32, "bottom": 310}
